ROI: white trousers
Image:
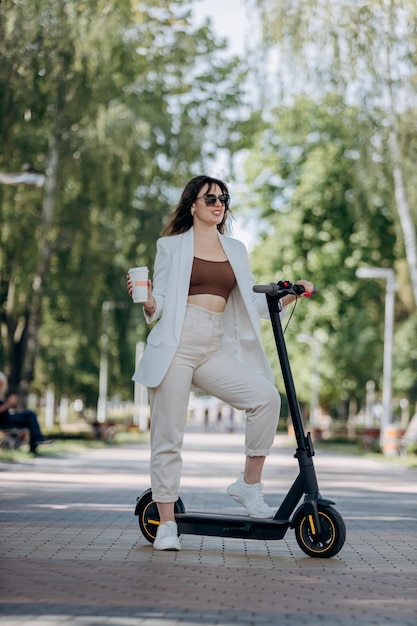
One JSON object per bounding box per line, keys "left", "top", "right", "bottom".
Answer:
{"left": 149, "top": 304, "right": 281, "bottom": 502}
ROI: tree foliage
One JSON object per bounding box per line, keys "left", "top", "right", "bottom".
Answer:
{"left": 0, "top": 0, "right": 247, "bottom": 405}
{"left": 237, "top": 1, "right": 417, "bottom": 416}
{"left": 2, "top": 0, "right": 416, "bottom": 422}
{"left": 245, "top": 94, "right": 416, "bottom": 412}
{"left": 253, "top": 0, "right": 417, "bottom": 305}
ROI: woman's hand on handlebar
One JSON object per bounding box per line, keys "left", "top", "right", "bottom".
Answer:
{"left": 296, "top": 280, "right": 314, "bottom": 296}
{"left": 282, "top": 279, "right": 314, "bottom": 306}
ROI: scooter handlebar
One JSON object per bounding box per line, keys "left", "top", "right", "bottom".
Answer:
{"left": 253, "top": 281, "right": 318, "bottom": 297}
{"left": 253, "top": 283, "right": 281, "bottom": 295}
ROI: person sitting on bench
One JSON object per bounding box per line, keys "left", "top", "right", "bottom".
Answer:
{"left": 0, "top": 372, "right": 51, "bottom": 455}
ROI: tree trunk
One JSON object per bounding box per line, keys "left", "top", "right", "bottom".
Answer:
{"left": 384, "top": 29, "right": 417, "bottom": 308}
{"left": 388, "top": 126, "right": 417, "bottom": 308}
{"left": 18, "top": 142, "right": 59, "bottom": 407}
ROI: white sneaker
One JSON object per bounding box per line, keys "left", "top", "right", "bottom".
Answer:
{"left": 153, "top": 521, "right": 181, "bottom": 551}
{"left": 227, "top": 473, "right": 274, "bottom": 518}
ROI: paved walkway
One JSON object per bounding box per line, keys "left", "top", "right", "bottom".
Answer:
{"left": 0, "top": 426, "right": 416, "bottom": 625}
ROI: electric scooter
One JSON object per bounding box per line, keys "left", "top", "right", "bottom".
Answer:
{"left": 134, "top": 280, "right": 346, "bottom": 558}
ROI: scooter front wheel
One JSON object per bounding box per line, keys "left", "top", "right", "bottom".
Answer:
{"left": 136, "top": 488, "right": 186, "bottom": 544}
{"left": 293, "top": 505, "right": 346, "bottom": 558}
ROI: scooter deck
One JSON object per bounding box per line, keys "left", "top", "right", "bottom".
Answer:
{"left": 175, "top": 511, "right": 291, "bottom": 540}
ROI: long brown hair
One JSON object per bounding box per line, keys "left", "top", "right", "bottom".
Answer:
{"left": 161, "top": 175, "right": 231, "bottom": 236}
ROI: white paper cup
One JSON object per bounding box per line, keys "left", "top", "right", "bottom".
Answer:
{"left": 128, "top": 266, "right": 149, "bottom": 303}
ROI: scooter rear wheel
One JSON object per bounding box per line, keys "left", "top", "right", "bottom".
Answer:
{"left": 294, "top": 505, "right": 346, "bottom": 558}
{"left": 137, "top": 489, "right": 186, "bottom": 544}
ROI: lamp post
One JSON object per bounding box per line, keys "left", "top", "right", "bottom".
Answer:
{"left": 97, "top": 301, "right": 127, "bottom": 423}
{"left": 356, "top": 267, "right": 397, "bottom": 450}
{"left": 97, "top": 302, "right": 111, "bottom": 423}
{"left": 134, "top": 342, "right": 149, "bottom": 432}
{"left": 0, "top": 170, "right": 45, "bottom": 187}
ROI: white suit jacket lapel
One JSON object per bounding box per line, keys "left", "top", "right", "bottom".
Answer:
{"left": 219, "top": 233, "right": 263, "bottom": 341}
{"left": 174, "top": 228, "right": 194, "bottom": 340}
{"left": 219, "top": 234, "right": 242, "bottom": 280}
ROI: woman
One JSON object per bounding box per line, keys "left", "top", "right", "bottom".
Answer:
{"left": 128, "top": 175, "right": 313, "bottom": 551}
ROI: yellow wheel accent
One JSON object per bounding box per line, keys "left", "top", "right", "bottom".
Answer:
{"left": 299, "top": 511, "right": 336, "bottom": 554}
{"left": 308, "top": 514, "right": 316, "bottom": 536}
{"left": 136, "top": 489, "right": 186, "bottom": 545}
{"left": 294, "top": 505, "right": 346, "bottom": 558}
{"left": 140, "top": 500, "right": 160, "bottom": 542}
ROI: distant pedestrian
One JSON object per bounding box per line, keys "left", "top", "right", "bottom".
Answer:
{"left": 228, "top": 406, "right": 235, "bottom": 433}
{"left": 216, "top": 406, "right": 223, "bottom": 430}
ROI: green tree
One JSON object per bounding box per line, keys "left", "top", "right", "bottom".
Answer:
{"left": 0, "top": 0, "right": 247, "bottom": 406}
{"left": 246, "top": 95, "right": 403, "bottom": 413}
{"left": 254, "top": 0, "right": 417, "bottom": 307}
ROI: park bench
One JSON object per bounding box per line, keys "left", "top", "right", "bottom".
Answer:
{"left": 0, "top": 427, "right": 29, "bottom": 450}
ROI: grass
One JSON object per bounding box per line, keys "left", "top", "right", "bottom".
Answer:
{"left": 0, "top": 429, "right": 149, "bottom": 462}
{"left": 1, "top": 429, "right": 416, "bottom": 468}
{"left": 315, "top": 437, "right": 417, "bottom": 468}
{"left": 314, "top": 439, "right": 364, "bottom": 456}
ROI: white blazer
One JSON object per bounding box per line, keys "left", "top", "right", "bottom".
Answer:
{"left": 132, "top": 228, "right": 279, "bottom": 388}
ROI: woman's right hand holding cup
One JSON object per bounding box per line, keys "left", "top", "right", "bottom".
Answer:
{"left": 143, "top": 282, "right": 156, "bottom": 315}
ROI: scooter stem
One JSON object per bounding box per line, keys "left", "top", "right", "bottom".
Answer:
{"left": 266, "top": 294, "right": 311, "bottom": 452}
{"left": 266, "top": 294, "right": 324, "bottom": 536}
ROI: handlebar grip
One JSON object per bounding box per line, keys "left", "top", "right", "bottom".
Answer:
{"left": 253, "top": 283, "right": 279, "bottom": 295}
{"left": 253, "top": 283, "right": 319, "bottom": 296}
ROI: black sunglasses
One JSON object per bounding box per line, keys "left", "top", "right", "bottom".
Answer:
{"left": 196, "top": 193, "right": 230, "bottom": 206}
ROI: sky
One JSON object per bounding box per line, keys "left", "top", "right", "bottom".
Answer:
{"left": 192, "top": 0, "right": 250, "bottom": 56}
{"left": 191, "top": 1, "right": 259, "bottom": 250}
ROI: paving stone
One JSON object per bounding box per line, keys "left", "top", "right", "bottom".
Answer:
{"left": 1, "top": 427, "right": 416, "bottom": 625}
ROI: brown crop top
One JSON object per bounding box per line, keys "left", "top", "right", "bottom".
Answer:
{"left": 189, "top": 257, "right": 236, "bottom": 301}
